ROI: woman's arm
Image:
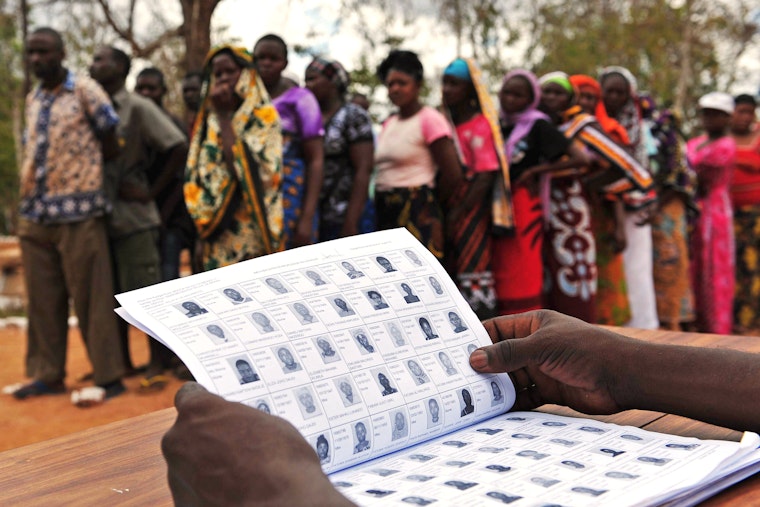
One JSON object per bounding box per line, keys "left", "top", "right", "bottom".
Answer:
{"left": 293, "top": 137, "right": 324, "bottom": 246}
{"left": 515, "top": 142, "right": 590, "bottom": 185}
{"left": 341, "top": 140, "right": 374, "bottom": 237}
{"left": 429, "top": 136, "right": 463, "bottom": 204}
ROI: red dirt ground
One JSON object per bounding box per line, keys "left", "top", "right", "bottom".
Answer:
{"left": 0, "top": 325, "right": 183, "bottom": 453}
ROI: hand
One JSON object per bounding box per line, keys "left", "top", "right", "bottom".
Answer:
{"left": 209, "top": 80, "right": 239, "bottom": 115}
{"left": 193, "top": 241, "right": 205, "bottom": 273}
{"left": 339, "top": 222, "right": 359, "bottom": 239}
{"left": 611, "top": 225, "right": 627, "bottom": 254}
{"left": 633, "top": 201, "right": 656, "bottom": 226}
{"left": 162, "top": 383, "right": 355, "bottom": 507}
{"left": 291, "top": 217, "right": 314, "bottom": 247}
{"left": 445, "top": 206, "right": 464, "bottom": 238}
{"left": 118, "top": 180, "right": 152, "bottom": 203}
{"left": 469, "top": 310, "right": 628, "bottom": 415}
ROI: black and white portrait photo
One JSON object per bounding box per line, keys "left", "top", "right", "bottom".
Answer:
{"left": 341, "top": 261, "right": 364, "bottom": 279}
{"left": 353, "top": 330, "right": 375, "bottom": 354}
{"left": 353, "top": 421, "right": 371, "bottom": 453}
{"left": 459, "top": 388, "right": 475, "bottom": 417}
{"left": 366, "top": 290, "right": 389, "bottom": 310}
{"left": 400, "top": 282, "right": 420, "bottom": 303}
{"left": 314, "top": 336, "right": 340, "bottom": 363}
{"left": 304, "top": 269, "right": 327, "bottom": 286}
{"left": 427, "top": 398, "right": 442, "bottom": 427}
{"left": 386, "top": 321, "right": 407, "bottom": 346}
{"left": 391, "top": 410, "right": 409, "bottom": 440}
{"left": 275, "top": 346, "right": 302, "bottom": 373}
{"left": 418, "top": 317, "right": 439, "bottom": 340}
{"left": 291, "top": 302, "right": 318, "bottom": 325}
{"left": 490, "top": 380, "right": 504, "bottom": 406}
{"left": 427, "top": 276, "right": 444, "bottom": 295}
{"left": 375, "top": 256, "right": 397, "bottom": 273}
{"left": 315, "top": 434, "right": 330, "bottom": 464}
{"left": 406, "top": 359, "right": 429, "bottom": 385}
{"left": 250, "top": 311, "right": 276, "bottom": 333}
{"left": 295, "top": 386, "right": 321, "bottom": 419}
{"left": 437, "top": 351, "right": 457, "bottom": 375}
{"left": 332, "top": 297, "right": 356, "bottom": 317}
{"left": 334, "top": 377, "right": 359, "bottom": 407}
{"left": 264, "top": 277, "right": 289, "bottom": 294}
{"left": 229, "top": 357, "right": 259, "bottom": 384}
{"left": 204, "top": 323, "right": 231, "bottom": 344}
{"left": 180, "top": 300, "right": 208, "bottom": 318}
{"left": 447, "top": 311, "right": 468, "bottom": 333}
{"left": 222, "top": 287, "right": 252, "bottom": 304}
{"left": 376, "top": 371, "right": 398, "bottom": 396}
{"left": 403, "top": 249, "right": 423, "bottom": 266}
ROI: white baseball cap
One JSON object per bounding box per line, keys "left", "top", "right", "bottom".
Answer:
{"left": 698, "top": 92, "right": 734, "bottom": 115}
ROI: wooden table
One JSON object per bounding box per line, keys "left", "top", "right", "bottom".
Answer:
{"left": 0, "top": 327, "right": 758, "bottom": 506}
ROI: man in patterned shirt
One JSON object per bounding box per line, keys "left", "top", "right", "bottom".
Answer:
{"left": 14, "top": 27, "right": 125, "bottom": 400}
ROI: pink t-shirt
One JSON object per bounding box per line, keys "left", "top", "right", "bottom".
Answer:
{"left": 374, "top": 106, "right": 453, "bottom": 190}
{"left": 455, "top": 113, "right": 500, "bottom": 174}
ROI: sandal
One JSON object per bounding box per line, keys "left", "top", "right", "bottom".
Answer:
{"left": 12, "top": 380, "right": 66, "bottom": 399}
{"left": 138, "top": 375, "right": 169, "bottom": 393}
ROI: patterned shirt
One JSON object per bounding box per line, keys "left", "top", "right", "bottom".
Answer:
{"left": 20, "top": 70, "right": 119, "bottom": 223}
{"left": 319, "top": 102, "right": 374, "bottom": 225}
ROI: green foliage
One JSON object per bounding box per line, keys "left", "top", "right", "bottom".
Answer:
{"left": 0, "top": 6, "right": 20, "bottom": 234}
{"left": 524, "top": 0, "right": 758, "bottom": 130}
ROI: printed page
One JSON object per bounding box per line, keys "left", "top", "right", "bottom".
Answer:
{"left": 116, "top": 228, "right": 515, "bottom": 473}
{"left": 329, "top": 411, "right": 760, "bottom": 507}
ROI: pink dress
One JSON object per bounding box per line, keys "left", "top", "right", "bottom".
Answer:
{"left": 686, "top": 135, "right": 736, "bottom": 334}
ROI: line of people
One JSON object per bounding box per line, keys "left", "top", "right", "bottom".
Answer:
{"left": 12, "top": 26, "right": 757, "bottom": 403}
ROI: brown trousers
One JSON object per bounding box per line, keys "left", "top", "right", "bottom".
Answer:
{"left": 19, "top": 217, "right": 124, "bottom": 386}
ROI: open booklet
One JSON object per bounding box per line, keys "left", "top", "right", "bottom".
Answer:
{"left": 116, "top": 228, "right": 760, "bottom": 506}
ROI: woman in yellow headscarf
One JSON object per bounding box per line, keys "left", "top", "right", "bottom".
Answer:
{"left": 185, "top": 45, "right": 284, "bottom": 270}
{"left": 440, "top": 57, "right": 513, "bottom": 319}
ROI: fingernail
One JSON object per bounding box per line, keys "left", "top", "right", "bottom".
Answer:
{"left": 470, "top": 350, "right": 488, "bottom": 369}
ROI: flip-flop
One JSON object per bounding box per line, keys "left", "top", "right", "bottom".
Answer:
{"left": 138, "top": 375, "right": 169, "bottom": 393}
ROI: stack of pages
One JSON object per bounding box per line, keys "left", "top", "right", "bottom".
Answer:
{"left": 116, "top": 229, "right": 760, "bottom": 506}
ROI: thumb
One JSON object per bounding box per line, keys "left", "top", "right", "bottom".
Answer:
{"left": 469, "top": 335, "right": 542, "bottom": 374}
{"left": 174, "top": 381, "right": 211, "bottom": 410}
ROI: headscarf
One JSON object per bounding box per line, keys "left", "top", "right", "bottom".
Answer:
{"left": 599, "top": 66, "right": 648, "bottom": 167}
{"left": 501, "top": 69, "right": 551, "bottom": 222}
{"left": 569, "top": 74, "right": 630, "bottom": 145}
{"left": 500, "top": 69, "right": 550, "bottom": 160}
{"left": 539, "top": 71, "right": 574, "bottom": 96}
{"left": 306, "top": 57, "right": 350, "bottom": 93}
{"left": 185, "top": 45, "right": 283, "bottom": 254}
{"left": 443, "top": 58, "right": 471, "bottom": 81}
{"left": 443, "top": 58, "right": 513, "bottom": 232}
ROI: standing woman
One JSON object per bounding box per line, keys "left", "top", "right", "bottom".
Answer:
{"left": 440, "top": 57, "right": 512, "bottom": 319}
{"left": 687, "top": 92, "right": 736, "bottom": 334}
{"left": 304, "top": 57, "right": 375, "bottom": 241}
{"left": 373, "top": 50, "right": 461, "bottom": 260}
{"left": 647, "top": 105, "right": 698, "bottom": 330}
{"left": 729, "top": 94, "right": 760, "bottom": 334}
{"left": 569, "top": 74, "right": 631, "bottom": 325}
{"left": 493, "top": 70, "right": 587, "bottom": 315}
{"left": 540, "top": 72, "right": 653, "bottom": 323}
{"left": 253, "top": 34, "right": 324, "bottom": 248}
{"left": 184, "top": 45, "right": 283, "bottom": 271}
{"left": 599, "top": 66, "right": 658, "bottom": 329}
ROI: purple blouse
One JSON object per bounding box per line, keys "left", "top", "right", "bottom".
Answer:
{"left": 272, "top": 86, "right": 324, "bottom": 139}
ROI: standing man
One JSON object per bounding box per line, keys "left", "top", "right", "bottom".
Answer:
{"left": 90, "top": 46, "right": 188, "bottom": 390}
{"left": 134, "top": 68, "right": 197, "bottom": 285}
{"left": 181, "top": 70, "right": 203, "bottom": 137}
{"left": 14, "top": 27, "right": 125, "bottom": 400}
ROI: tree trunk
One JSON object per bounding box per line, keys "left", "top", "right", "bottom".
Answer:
{"left": 179, "top": 0, "right": 221, "bottom": 73}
